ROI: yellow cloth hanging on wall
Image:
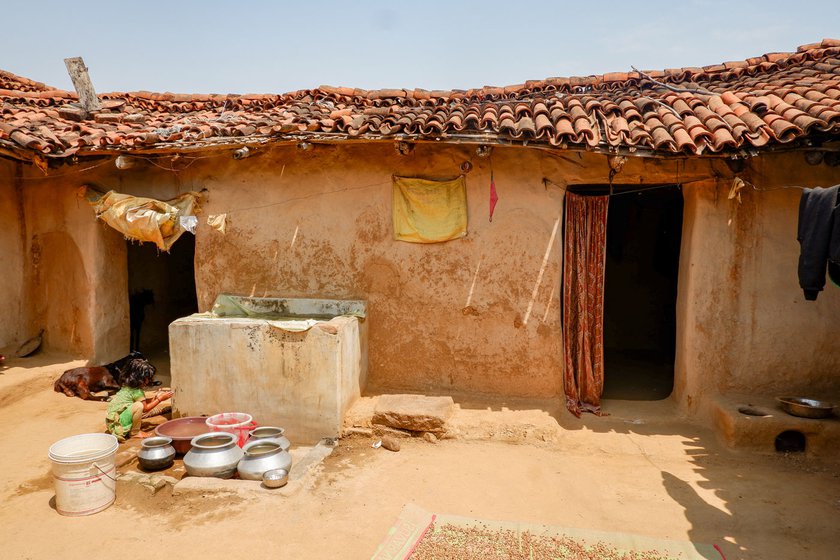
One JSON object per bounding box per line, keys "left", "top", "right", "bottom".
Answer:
{"left": 392, "top": 175, "right": 468, "bottom": 243}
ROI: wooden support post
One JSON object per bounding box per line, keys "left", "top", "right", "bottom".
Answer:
{"left": 64, "top": 57, "right": 101, "bottom": 115}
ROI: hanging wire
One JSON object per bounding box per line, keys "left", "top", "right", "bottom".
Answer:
{"left": 740, "top": 179, "right": 806, "bottom": 192}
{"left": 16, "top": 150, "right": 226, "bottom": 181}
{"left": 191, "top": 179, "right": 391, "bottom": 216}
{"left": 610, "top": 183, "right": 682, "bottom": 196}
{"left": 545, "top": 173, "right": 809, "bottom": 197}
{"left": 139, "top": 156, "right": 200, "bottom": 172}
{"left": 543, "top": 176, "right": 698, "bottom": 196}
{"left": 17, "top": 158, "right": 113, "bottom": 180}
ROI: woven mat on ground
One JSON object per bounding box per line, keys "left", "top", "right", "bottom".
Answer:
{"left": 370, "top": 503, "right": 721, "bottom": 560}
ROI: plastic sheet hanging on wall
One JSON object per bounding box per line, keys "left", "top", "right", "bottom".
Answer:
{"left": 81, "top": 186, "right": 201, "bottom": 251}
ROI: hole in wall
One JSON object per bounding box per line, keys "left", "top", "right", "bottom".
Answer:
{"left": 738, "top": 405, "right": 771, "bottom": 417}
{"left": 775, "top": 430, "right": 806, "bottom": 453}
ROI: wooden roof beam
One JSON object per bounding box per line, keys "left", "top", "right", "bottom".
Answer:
{"left": 64, "top": 57, "right": 101, "bottom": 117}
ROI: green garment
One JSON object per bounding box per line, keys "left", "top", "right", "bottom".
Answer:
{"left": 105, "top": 387, "right": 145, "bottom": 441}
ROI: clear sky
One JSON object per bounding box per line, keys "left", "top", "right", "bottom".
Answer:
{"left": 2, "top": 0, "right": 838, "bottom": 95}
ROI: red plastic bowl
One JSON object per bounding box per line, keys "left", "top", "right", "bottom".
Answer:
{"left": 154, "top": 417, "right": 211, "bottom": 454}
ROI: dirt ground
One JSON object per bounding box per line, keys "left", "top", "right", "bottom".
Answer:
{"left": 1, "top": 355, "right": 838, "bottom": 560}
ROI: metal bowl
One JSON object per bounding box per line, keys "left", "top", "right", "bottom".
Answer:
{"left": 155, "top": 417, "right": 212, "bottom": 454}
{"left": 776, "top": 397, "right": 836, "bottom": 419}
{"left": 262, "top": 468, "right": 289, "bottom": 488}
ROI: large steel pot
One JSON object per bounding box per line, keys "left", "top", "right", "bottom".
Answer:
{"left": 237, "top": 440, "right": 292, "bottom": 481}
{"left": 183, "top": 432, "right": 243, "bottom": 478}
{"left": 246, "top": 426, "right": 291, "bottom": 451}
{"left": 138, "top": 436, "right": 176, "bottom": 471}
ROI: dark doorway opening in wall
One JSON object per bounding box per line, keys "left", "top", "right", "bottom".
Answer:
{"left": 127, "top": 236, "right": 198, "bottom": 384}
{"left": 601, "top": 185, "right": 683, "bottom": 400}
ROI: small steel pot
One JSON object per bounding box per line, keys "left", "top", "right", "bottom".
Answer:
{"left": 183, "top": 432, "right": 244, "bottom": 478}
{"left": 237, "top": 440, "right": 292, "bottom": 481}
{"left": 138, "top": 436, "right": 176, "bottom": 471}
{"left": 246, "top": 426, "right": 291, "bottom": 451}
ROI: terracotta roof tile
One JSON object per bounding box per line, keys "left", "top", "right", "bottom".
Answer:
{"left": 2, "top": 40, "right": 840, "bottom": 157}
{"left": 0, "top": 70, "right": 58, "bottom": 93}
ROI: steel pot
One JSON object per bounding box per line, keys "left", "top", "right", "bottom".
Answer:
{"left": 237, "top": 440, "right": 292, "bottom": 481}
{"left": 246, "top": 426, "right": 291, "bottom": 451}
{"left": 183, "top": 432, "right": 243, "bottom": 478}
{"left": 138, "top": 436, "right": 176, "bottom": 471}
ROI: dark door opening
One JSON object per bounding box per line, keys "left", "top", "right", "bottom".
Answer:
{"left": 127, "top": 236, "right": 198, "bottom": 382}
{"left": 602, "top": 185, "right": 683, "bottom": 400}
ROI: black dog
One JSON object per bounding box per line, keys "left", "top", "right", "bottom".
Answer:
{"left": 54, "top": 351, "right": 152, "bottom": 401}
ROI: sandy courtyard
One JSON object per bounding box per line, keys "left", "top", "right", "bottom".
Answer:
{"left": 1, "top": 355, "right": 838, "bottom": 560}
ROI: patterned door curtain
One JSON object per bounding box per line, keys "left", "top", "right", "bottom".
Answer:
{"left": 562, "top": 192, "right": 609, "bottom": 417}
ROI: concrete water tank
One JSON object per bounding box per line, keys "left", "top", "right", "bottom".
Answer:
{"left": 169, "top": 295, "right": 367, "bottom": 444}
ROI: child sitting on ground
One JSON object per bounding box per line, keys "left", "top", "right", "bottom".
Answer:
{"left": 105, "top": 358, "right": 172, "bottom": 441}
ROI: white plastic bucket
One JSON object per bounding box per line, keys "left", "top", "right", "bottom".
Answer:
{"left": 205, "top": 412, "right": 255, "bottom": 448}
{"left": 48, "top": 433, "right": 119, "bottom": 516}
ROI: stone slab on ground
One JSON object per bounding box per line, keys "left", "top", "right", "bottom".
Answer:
{"left": 289, "top": 438, "right": 336, "bottom": 482}
{"left": 372, "top": 394, "right": 454, "bottom": 433}
{"left": 115, "top": 449, "right": 138, "bottom": 468}
{"left": 172, "top": 439, "right": 335, "bottom": 497}
{"left": 173, "top": 475, "right": 295, "bottom": 497}
{"left": 342, "top": 427, "right": 374, "bottom": 438}
{"left": 117, "top": 471, "right": 178, "bottom": 495}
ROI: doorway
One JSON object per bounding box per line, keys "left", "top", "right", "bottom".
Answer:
{"left": 602, "top": 185, "right": 683, "bottom": 400}
{"left": 127, "top": 236, "right": 198, "bottom": 383}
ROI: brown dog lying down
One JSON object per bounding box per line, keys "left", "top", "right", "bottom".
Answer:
{"left": 54, "top": 351, "right": 151, "bottom": 401}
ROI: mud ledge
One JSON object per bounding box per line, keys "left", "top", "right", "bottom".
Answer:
{"left": 712, "top": 393, "right": 840, "bottom": 459}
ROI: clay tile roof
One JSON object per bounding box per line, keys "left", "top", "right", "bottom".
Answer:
{"left": 2, "top": 39, "right": 840, "bottom": 158}
{"left": 0, "top": 69, "right": 59, "bottom": 94}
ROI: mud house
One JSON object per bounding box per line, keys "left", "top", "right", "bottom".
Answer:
{"left": 1, "top": 41, "right": 839, "bottom": 441}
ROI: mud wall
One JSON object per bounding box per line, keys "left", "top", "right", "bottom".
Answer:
{"left": 15, "top": 168, "right": 129, "bottom": 362}
{"left": 7, "top": 142, "right": 839, "bottom": 412}
{"left": 676, "top": 153, "right": 840, "bottom": 416}
{"left": 194, "top": 144, "right": 568, "bottom": 398}
{"left": 95, "top": 143, "right": 635, "bottom": 398}
{"left": 98, "top": 144, "right": 840, "bottom": 406}
{"left": 0, "top": 159, "right": 25, "bottom": 349}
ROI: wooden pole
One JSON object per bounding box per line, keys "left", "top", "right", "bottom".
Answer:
{"left": 63, "top": 57, "right": 101, "bottom": 114}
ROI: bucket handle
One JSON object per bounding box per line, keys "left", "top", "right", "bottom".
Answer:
{"left": 235, "top": 421, "right": 257, "bottom": 436}
{"left": 93, "top": 462, "right": 118, "bottom": 482}
{"left": 237, "top": 421, "right": 258, "bottom": 446}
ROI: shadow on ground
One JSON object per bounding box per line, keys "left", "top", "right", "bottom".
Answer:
{"left": 440, "top": 393, "right": 839, "bottom": 560}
